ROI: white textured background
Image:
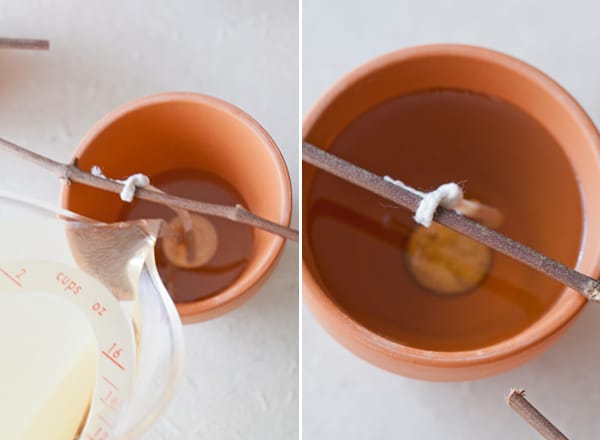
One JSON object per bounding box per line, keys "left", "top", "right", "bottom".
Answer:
{"left": 0, "top": 1, "right": 298, "bottom": 439}
{"left": 303, "top": 1, "right": 600, "bottom": 439}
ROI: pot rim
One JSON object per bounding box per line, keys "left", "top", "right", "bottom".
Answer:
{"left": 302, "top": 44, "right": 600, "bottom": 368}
{"left": 62, "top": 91, "right": 292, "bottom": 320}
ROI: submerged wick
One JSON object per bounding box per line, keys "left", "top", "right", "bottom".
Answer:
{"left": 148, "top": 185, "right": 217, "bottom": 269}
{"left": 164, "top": 204, "right": 197, "bottom": 265}
{"left": 406, "top": 223, "right": 492, "bottom": 296}
{"left": 161, "top": 214, "right": 218, "bottom": 269}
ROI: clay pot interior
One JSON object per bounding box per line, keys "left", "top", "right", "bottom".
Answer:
{"left": 303, "top": 46, "right": 600, "bottom": 379}
{"left": 63, "top": 94, "right": 291, "bottom": 322}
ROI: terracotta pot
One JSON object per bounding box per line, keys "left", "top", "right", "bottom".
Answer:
{"left": 62, "top": 92, "right": 292, "bottom": 323}
{"left": 302, "top": 44, "right": 600, "bottom": 380}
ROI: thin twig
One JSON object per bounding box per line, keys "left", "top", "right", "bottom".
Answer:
{"left": 0, "top": 137, "right": 298, "bottom": 242}
{"left": 302, "top": 141, "right": 600, "bottom": 301}
{"left": 0, "top": 38, "right": 49, "bottom": 50}
{"left": 506, "top": 389, "right": 569, "bottom": 440}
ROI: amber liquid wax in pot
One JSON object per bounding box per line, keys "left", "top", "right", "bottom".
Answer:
{"left": 121, "top": 168, "right": 253, "bottom": 303}
{"left": 307, "top": 90, "right": 583, "bottom": 351}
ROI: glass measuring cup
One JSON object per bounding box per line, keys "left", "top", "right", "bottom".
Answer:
{"left": 0, "top": 190, "right": 184, "bottom": 439}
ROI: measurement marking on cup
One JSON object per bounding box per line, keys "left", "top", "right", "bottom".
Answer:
{"left": 92, "top": 301, "right": 107, "bottom": 316}
{"left": 87, "top": 427, "right": 109, "bottom": 439}
{"left": 97, "top": 414, "right": 114, "bottom": 428}
{"left": 100, "top": 397, "right": 118, "bottom": 411}
{"left": 0, "top": 267, "right": 22, "bottom": 287}
{"left": 101, "top": 350, "right": 125, "bottom": 370}
{"left": 102, "top": 375, "right": 120, "bottom": 391}
{"left": 100, "top": 390, "right": 119, "bottom": 411}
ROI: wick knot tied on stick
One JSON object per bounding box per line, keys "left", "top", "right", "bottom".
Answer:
{"left": 119, "top": 174, "right": 150, "bottom": 202}
{"left": 91, "top": 166, "right": 150, "bottom": 203}
{"left": 383, "top": 176, "right": 463, "bottom": 227}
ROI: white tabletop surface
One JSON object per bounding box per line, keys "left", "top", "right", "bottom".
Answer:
{"left": 303, "top": 0, "right": 600, "bottom": 439}
{"left": 0, "top": 1, "right": 298, "bottom": 439}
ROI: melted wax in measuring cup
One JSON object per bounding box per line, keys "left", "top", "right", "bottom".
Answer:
{"left": 0, "top": 192, "right": 184, "bottom": 440}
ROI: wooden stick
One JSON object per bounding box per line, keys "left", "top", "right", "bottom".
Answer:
{"left": 506, "top": 389, "right": 569, "bottom": 440}
{"left": 0, "top": 38, "right": 49, "bottom": 50}
{"left": 302, "top": 141, "right": 600, "bottom": 301}
{"left": 0, "top": 137, "right": 298, "bottom": 242}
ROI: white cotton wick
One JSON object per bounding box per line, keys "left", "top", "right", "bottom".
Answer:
{"left": 414, "top": 183, "right": 463, "bottom": 227}
{"left": 91, "top": 165, "right": 105, "bottom": 178}
{"left": 91, "top": 165, "right": 150, "bottom": 203}
{"left": 119, "top": 173, "right": 150, "bottom": 202}
{"left": 383, "top": 176, "right": 464, "bottom": 228}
